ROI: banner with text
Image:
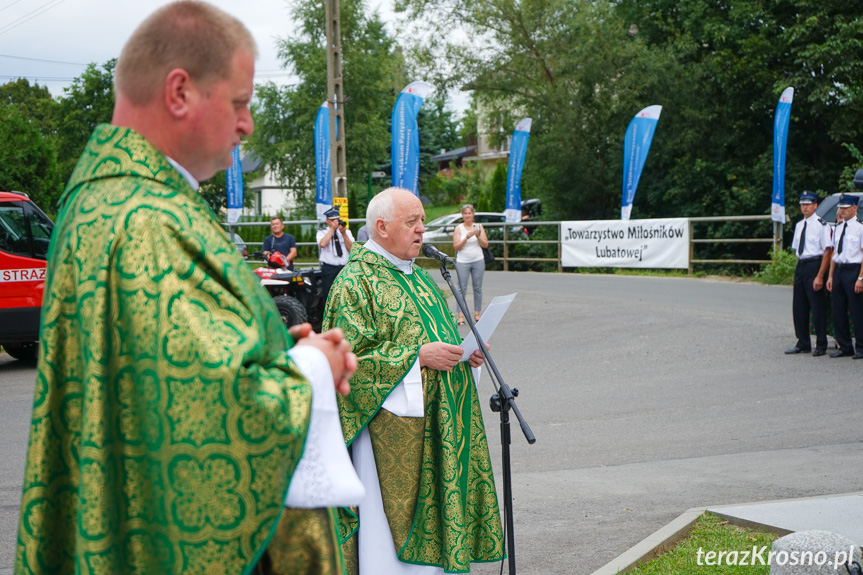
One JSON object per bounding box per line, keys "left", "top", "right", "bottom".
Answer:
{"left": 504, "top": 118, "right": 532, "bottom": 223}
{"left": 391, "top": 81, "right": 434, "bottom": 195}
{"left": 561, "top": 218, "right": 690, "bottom": 268}
{"left": 621, "top": 105, "right": 662, "bottom": 221}
{"left": 226, "top": 146, "right": 243, "bottom": 223}
{"left": 771, "top": 87, "right": 794, "bottom": 223}
{"left": 315, "top": 101, "right": 332, "bottom": 221}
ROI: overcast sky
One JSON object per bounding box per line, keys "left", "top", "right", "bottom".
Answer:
{"left": 0, "top": 0, "right": 395, "bottom": 96}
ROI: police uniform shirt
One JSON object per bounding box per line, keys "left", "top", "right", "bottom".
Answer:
{"left": 316, "top": 227, "right": 354, "bottom": 266}
{"left": 791, "top": 214, "right": 831, "bottom": 259}
{"left": 831, "top": 217, "right": 863, "bottom": 265}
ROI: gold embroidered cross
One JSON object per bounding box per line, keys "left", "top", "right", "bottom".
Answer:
{"left": 413, "top": 281, "right": 435, "bottom": 307}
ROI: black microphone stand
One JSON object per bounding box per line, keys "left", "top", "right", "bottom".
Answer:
{"left": 436, "top": 260, "right": 535, "bottom": 575}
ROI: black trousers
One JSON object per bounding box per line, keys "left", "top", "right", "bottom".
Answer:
{"left": 320, "top": 262, "right": 344, "bottom": 307}
{"left": 792, "top": 258, "right": 827, "bottom": 351}
{"left": 832, "top": 265, "right": 863, "bottom": 353}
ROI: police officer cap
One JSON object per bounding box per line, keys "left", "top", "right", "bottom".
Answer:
{"left": 798, "top": 191, "right": 818, "bottom": 205}
{"left": 837, "top": 194, "right": 859, "bottom": 208}
{"left": 324, "top": 207, "right": 340, "bottom": 219}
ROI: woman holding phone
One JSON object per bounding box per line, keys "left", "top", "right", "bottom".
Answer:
{"left": 452, "top": 204, "right": 489, "bottom": 325}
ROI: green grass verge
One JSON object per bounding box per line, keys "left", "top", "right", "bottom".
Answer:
{"left": 628, "top": 513, "right": 778, "bottom": 575}
{"left": 613, "top": 268, "right": 701, "bottom": 279}
{"left": 424, "top": 204, "right": 461, "bottom": 220}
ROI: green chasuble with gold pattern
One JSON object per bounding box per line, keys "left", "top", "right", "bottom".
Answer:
{"left": 15, "top": 124, "right": 331, "bottom": 575}
{"left": 322, "top": 246, "right": 504, "bottom": 573}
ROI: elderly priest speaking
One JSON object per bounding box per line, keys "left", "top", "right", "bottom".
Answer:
{"left": 323, "top": 187, "right": 505, "bottom": 574}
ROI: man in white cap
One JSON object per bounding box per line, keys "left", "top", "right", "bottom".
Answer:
{"left": 317, "top": 207, "right": 354, "bottom": 304}
{"left": 786, "top": 191, "right": 832, "bottom": 356}
{"left": 826, "top": 194, "right": 863, "bottom": 358}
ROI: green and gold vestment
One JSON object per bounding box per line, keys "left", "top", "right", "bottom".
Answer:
{"left": 15, "top": 125, "right": 338, "bottom": 575}
{"left": 323, "top": 246, "right": 504, "bottom": 573}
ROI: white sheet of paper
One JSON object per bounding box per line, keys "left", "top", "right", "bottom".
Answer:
{"left": 460, "top": 292, "right": 516, "bottom": 361}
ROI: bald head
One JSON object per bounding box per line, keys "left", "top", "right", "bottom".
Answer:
{"left": 367, "top": 188, "right": 426, "bottom": 260}
{"left": 111, "top": 1, "right": 256, "bottom": 182}
{"left": 115, "top": 1, "right": 257, "bottom": 105}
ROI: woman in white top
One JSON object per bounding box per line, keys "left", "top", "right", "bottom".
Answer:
{"left": 452, "top": 204, "right": 489, "bottom": 325}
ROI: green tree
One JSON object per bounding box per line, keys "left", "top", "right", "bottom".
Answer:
{"left": 247, "top": 0, "right": 406, "bottom": 217}
{"left": 486, "top": 161, "right": 506, "bottom": 212}
{"left": 417, "top": 94, "right": 460, "bottom": 197}
{"left": 0, "top": 104, "right": 62, "bottom": 208}
{"left": 198, "top": 170, "right": 258, "bottom": 217}
{"left": 457, "top": 98, "right": 479, "bottom": 147}
{"left": 395, "top": 0, "right": 668, "bottom": 220}
{"left": 56, "top": 60, "right": 116, "bottom": 185}
{"left": 616, "top": 1, "right": 863, "bottom": 214}
{"left": 0, "top": 78, "right": 59, "bottom": 137}
{"left": 399, "top": 0, "right": 863, "bottom": 231}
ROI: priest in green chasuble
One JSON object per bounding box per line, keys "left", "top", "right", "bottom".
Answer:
{"left": 322, "top": 188, "right": 505, "bottom": 574}
{"left": 15, "top": 3, "right": 360, "bottom": 574}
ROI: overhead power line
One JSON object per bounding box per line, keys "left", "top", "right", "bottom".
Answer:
{"left": 0, "top": 53, "right": 86, "bottom": 66}
{"left": 0, "top": 0, "right": 71, "bottom": 37}
{"left": 1, "top": 73, "right": 294, "bottom": 83}
{"left": 0, "top": 0, "right": 28, "bottom": 15}
{"left": 0, "top": 74, "right": 75, "bottom": 82}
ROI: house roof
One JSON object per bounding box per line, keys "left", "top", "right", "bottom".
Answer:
{"left": 240, "top": 149, "right": 263, "bottom": 173}
{"left": 431, "top": 145, "right": 477, "bottom": 163}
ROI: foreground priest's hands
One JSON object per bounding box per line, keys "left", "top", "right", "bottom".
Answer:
{"left": 290, "top": 323, "right": 357, "bottom": 395}
{"left": 419, "top": 342, "right": 489, "bottom": 371}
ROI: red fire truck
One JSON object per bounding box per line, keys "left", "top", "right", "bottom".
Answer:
{"left": 0, "top": 191, "right": 54, "bottom": 360}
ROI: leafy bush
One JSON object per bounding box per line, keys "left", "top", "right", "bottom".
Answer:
{"left": 754, "top": 248, "right": 796, "bottom": 285}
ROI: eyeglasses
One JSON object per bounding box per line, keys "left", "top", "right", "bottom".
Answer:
{"left": 461, "top": 204, "right": 474, "bottom": 211}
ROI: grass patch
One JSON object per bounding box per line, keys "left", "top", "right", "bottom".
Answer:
{"left": 629, "top": 513, "right": 778, "bottom": 575}
{"left": 563, "top": 267, "right": 705, "bottom": 278}
{"left": 613, "top": 268, "right": 696, "bottom": 279}
{"left": 424, "top": 204, "right": 461, "bottom": 220}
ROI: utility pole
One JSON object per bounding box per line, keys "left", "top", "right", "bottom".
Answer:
{"left": 325, "top": 0, "right": 347, "bottom": 200}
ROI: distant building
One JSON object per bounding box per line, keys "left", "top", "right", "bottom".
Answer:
{"left": 432, "top": 100, "right": 514, "bottom": 177}
{"left": 240, "top": 150, "right": 302, "bottom": 217}
{"left": 430, "top": 145, "right": 477, "bottom": 177}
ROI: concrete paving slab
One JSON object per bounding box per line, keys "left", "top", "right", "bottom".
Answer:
{"left": 710, "top": 492, "right": 863, "bottom": 546}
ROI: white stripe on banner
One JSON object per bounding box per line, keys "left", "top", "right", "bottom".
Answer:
{"left": 560, "top": 218, "right": 690, "bottom": 269}
{"left": 1, "top": 268, "right": 46, "bottom": 282}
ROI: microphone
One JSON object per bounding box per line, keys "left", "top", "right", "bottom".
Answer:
{"left": 422, "top": 244, "right": 454, "bottom": 265}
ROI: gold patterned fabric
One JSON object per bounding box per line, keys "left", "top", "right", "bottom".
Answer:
{"left": 15, "top": 124, "right": 320, "bottom": 575}
{"left": 323, "top": 246, "right": 504, "bottom": 572}
{"left": 261, "top": 508, "right": 344, "bottom": 575}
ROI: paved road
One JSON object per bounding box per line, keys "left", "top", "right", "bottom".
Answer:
{"left": 2, "top": 272, "right": 862, "bottom": 574}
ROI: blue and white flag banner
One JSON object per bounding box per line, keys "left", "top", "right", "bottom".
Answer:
{"left": 226, "top": 146, "right": 243, "bottom": 223}
{"left": 772, "top": 87, "right": 794, "bottom": 223}
{"left": 315, "top": 101, "right": 332, "bottom": 221}
{"left": 505, "top": 118, "right": 532, "bottom": 223}
{"left": 621, "top": 105, "right": 662, "bottom": 221}
{"left": 391, "top": 81, "right": 434, "bottom": 195}
{"left": 561, "top": 218, "right": 690, "bottom": 269}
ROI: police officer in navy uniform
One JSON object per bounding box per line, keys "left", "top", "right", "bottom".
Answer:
{"left": 786, "top": 191, "right": 833, "bottom": 356}
{"left": 826, "top": 194, "right": 863, "bottom": 358}
{"left": 317, "top": 207, "right": 354, "bottom": 305}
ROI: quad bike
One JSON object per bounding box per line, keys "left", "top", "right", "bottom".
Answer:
{"left": 251, "top": 251, "right": 326, "bottom": 333}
